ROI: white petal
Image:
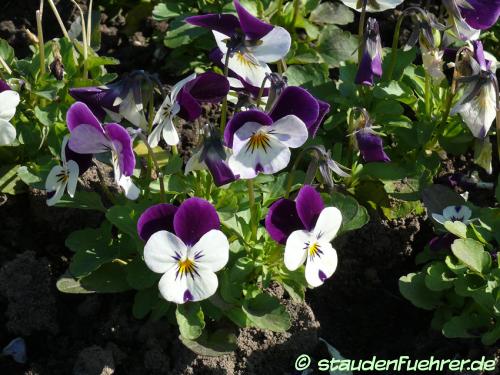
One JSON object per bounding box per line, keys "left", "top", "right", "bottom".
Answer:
{"left": 144, "top": 231, "right": 186, "bottom": 274}
{"left": 225, "top": 52, "right": 271, "bottom": 88}
{"left": 305, "top": 241, "right": 338, "bottom": 287}
{"left": 284, "top": 230, "right": 310, "bottom": 271}
{"left": 313, "top": 207, "right": 343, "bottom": 243}
{"left": 66, "top": 160, "right": 79, "bottom": 198}
{"left": 118, "top": 175, "right": 140, "bottom": 200}
{"left": 45, "top": 165, "right": 66, "bottom": 191}
{"left": 460, "top": 206, "right": 472, "bottom": 223}
{"left": 0, "top": 119, "right": 16, "bottom": 145}
{"left": 158, "top": 266, "right": 218, "bottom": 304}
{"left": 69, "top": 124, "right": 111, "bottom": 154}
{"left": 249, "top": 26, "right": 291, "bottom": 63}
{"left": 161, "top": 116, "right": 180, "bottom": 146}
{"left": 267, "top": 115, "right": 308, "bottom": 148}
{"left": 185, "top": 267, "right": 219, "bottom": 302}
{"left": 184, "top": 148, "right": 205, "bottom": 174}
{"left": 171, "top": 73, "right": 197, "bottom": 101}
{"left": 46, "top": 182, "right": 66, "bottom": 206}
{"left": 442, "top": 205, "right": 472, "bottom": 224}
{"left": 213, "top": 30, "right": 229, "bottom": 54}
{"left": 340, "top": 0, "right": 404, "bottom": 12}
{"left": 148, "top": 122, "right": 163, "bottom": 148}
{"left": 231, "top": 121, "right": 265, "bottom": 154}
{"left": 119, "top": 91, "right": 147, "bottom": 129}
{"left": 0, "top": 90, "right": 20, "bottom": 121}
{"left": 189, "top": 229, "right": 229, "bottom": 272}
{"left": 60, "top": 135, "right": 70, "bottom": 163}
{"left": 431, "top": 213, "right": 446, "bottom": 224}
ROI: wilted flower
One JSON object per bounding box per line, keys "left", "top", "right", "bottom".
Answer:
{"left": 355, "top": 18, "right": 383, "bottom": 86}
{"left": 0, "top": 80, "right": 20, "bottom": 146}
{"left": 224, "top": 110, "right": 308, "bottom": 179}
{"left": 265, "top": 185, "right": 342, "bottom": 287}
{"left": 431, "top": 205, "right": 472, "bottom": 224}
{"left": 451, "top": 41, "right": 498, "bottom": 139}
{"left": 422, "top": 48, "right": 446, "bottom": 82}
{"left": 66, "top": 102, "right": 139, "bottom": 200}
{"left": 138, "top": 198, "right": 229, "bottom": 304}
{"left": 341, "top": 0, "right": 404, "bottom": 12}
{"left": 186, "top": 0, "right": 291, "bottom": 89}
{"left": 150, "top": 72, "right": 229, "bottom": 147}
{"left": 302, "top": 145, "right": 350, "bottom": 191}
{"left": 404, "top": 9, "right": 447, "bottom": 50}
{"left": 352, "top": 108, "right": 390, "bottom": 163}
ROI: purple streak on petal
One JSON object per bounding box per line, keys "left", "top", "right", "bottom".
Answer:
{"left": 429, "top": 233, "right": 457, "bottom": 252}
{"left": 69, "top": 87, "right": 119, "bottom": 121}
{"left": 183, "top": 289, "right": 194, "bottom": 303}
{"left": 0, "top": 79, "right": 11, "bottom": 93}
{"left": 356, "top": 128, "right": 391, "bottom": 163}
{"left": 177, "top": 89, "right": 202, "bottom": 122}
{"left": 233, "top": 0, "right": 273, "bottom": 40}
{"left": 174, "top": 197, "right": 220, "bottom": 246}
{"left": 295, "top": 185, "right": 324, "bottom": 231}
{"left": 460, "top": 0, "right": 500, "bottom": 30}
{"left": 185, "top": 72, "right": 230, "bottom": 103}
{"left": 265, "top": 198, "right": 304, "bottom": 244}
{"left": 137, "top": 203, "right": 178, "bottom": 242}
{"left": 185, "top": 14, "right": 240, "bottom": 37}
{"left": 66, "top": 102, "right": 105, "bottom": 133}
{"left": 472, "top": 40, "right": 487, "bottom": 70}
{"left": 269, "top": 86, "right": 319, "bottom": 136}
{"left": 105, "top": 123, "right": 136, "bottom": 176}
{"left": 64, "top": 144, "right": 93, "bottom": 175}
{"left": 205, "top": 157, "right": 238, "bottom": 187}
{"left": 46, "top": 190, "right": 55, "bottom": 199}
{"left": 224, "top": 109, "right": 272, "bottom": 147}
{"left": 318, "top": 270, "right": 327, "bottom": 282}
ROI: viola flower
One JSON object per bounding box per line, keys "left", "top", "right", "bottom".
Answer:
{"left": 352, "top": 109, "right": 390, "bottom": 163}
{"left": 150, "top": 72, "right": 230, "bottom": 147}
{"left": 138, "top": 198, "right": 229, "bottom": 304}
{"left": 341, "top": 0, "right": 404, "bottom": 12}
{"left": 186, "top": 0, "right": 291, "bottom": 89}
{"left": 431, "top": 205, "right": 472, "bottom": 224}
{"left": 355, "top": 18, "right": 383, "bottom": 86}
{"left": 451, "top": 41, "right": 498, "bottom": 139}
{"left": 185, "top": 124, "right": 238, "bottom": 187}
{"left": 0, "top": 80, "right": 20, "bottom": 146}
{"left": 459, "top": 0, "right": 500, "bottom": 31}
{"left": 265, "top": 185, "right": 342, "bottom": 287}
{"left": 224, "top": 110, "right": 308, "bottom": 179}
{"left": 66, "top": 102, "right": 140, "bottom": 200}
{"left": 442, "top": 0, "right": 483, "bottom": 40}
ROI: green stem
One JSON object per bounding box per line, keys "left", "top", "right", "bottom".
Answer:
{"left": 256, "top": 75, "right": 269, "bottom": 108}
{"left": 247, "top": 179, "right": 257, "bottom": 241}
{"left": 171, "top": 145, "right": 179, "bottom": 156}
{"left": 439, "top": 90, "right": 455, "bottom": 129}
{"left": 387, "top": 14, "right": 405, "bottom": 81}
{"left": 47, "top": 0, "right": 69, "bottom": 38}
{"left": 357, "top": 1, "right": 367, "bottom": 64}
{"left": 275, "top": 0, "right": 284, "bottom": 19}
{"left": 220, "top": 52, "right": 231, "bottom": 132}
{"left": 424, "top": 72, "right": 432, "bottom": 119}
{"left": 496, "top": 110, "right": 500, "bottom": 162}
{"left": 291, "top": 0, "right": 300, "bottom": 29}
{"left": 72, "top": 0, "right": 88, "bottom": 79}
{"left": 36, "top": 9, "right": 45, "bottom": 76}
{"left": 94, "top": 161, "right": 117, "bottom": 205}
{"left": 138, "top": 133, "right": 165, "bottom": 203}
{"left": 87, "top": 0, "right": 93, "bottom": 48}
{"left": 284, "top": 150, "right": 307, "bottom": 198}
{"left": 0, "top": 56, "right": 12, "bottom": 75}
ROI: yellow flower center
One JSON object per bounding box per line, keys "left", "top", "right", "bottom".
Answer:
{"left": 177, "top": 258, "right": 196, "bottom": 278}
{"left": 56, "top": 170, "right": 69, "bottom": 183}
{"left": 246, "top": 131, "right": 271, "bottom": 153}
{"left": 308, "top": 242, "right": 321, "bottom": 258}
{"left": 236, "top": 52, "right": 258, "bottom": 68}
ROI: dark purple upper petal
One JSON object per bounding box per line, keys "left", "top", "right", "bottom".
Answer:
{"left": 429, "top": 233, "right": 457, "bottom": 252}
{"left": 173, "top": 197, "right": 220, "bottom": 246}
{"left": 233, "top": 0, "right": 273, "bottom": 40}
{"left": 186, "top": 72, "right": 230, "bottom": 103}
{"left": 269, "top": 86, "right": 320, "bottom": 137}
{"left": 472, "top": 40, "right": 487, "bottom": 70}
{"left": 185, "top": 14, "right": 240, "bottom": 37}
{"left": 69, "top": 87, "right": 119, "bottom": 121}
{"left": 295, "top": 185, "right": 324, "bottom": 231}
{"left": 355, "top": 49, "right": 382, "bottom": 86}
{"left": 64, "top": 144, "right": 93, "bottom": 175}
{"left": 137, "top": 203, "right": 178, "bottom": 242}
{"left": 0, "top": 79, "right": 11, "bottom": 93}
{"left": 66, "top": 102, "right": 105, "bottom": 134}
{"left": 356, "top": 128, "right": 391, "bottom": 163}
{"left": 311, "top": 99, "right": 330, "bottom": 137}
{"left": 460, "top": 0, "right": 500, "bottom": 30}
{"left": 177, "top": 89, "right": 203, "bottom": 122}
{"left": 205, "top": 156, "right": 238, "bottom": 187}
{"left": 105, "top": 123, "right": 136, "bottom": 176}
{"left": 265, "top": 198, "right": 304, "bottom": 244}
{"left": 224, "top": 109, "right": 273, "bottom": 148}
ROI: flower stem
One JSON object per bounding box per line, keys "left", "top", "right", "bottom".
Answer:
{"left": 387, "top": 13, "right": 405, "bottom": 81}
{"left": 94, "top": 161, "right": 117, "bottom": 205}
{"left": 424, "top": 71, "right": 432, "bottom": 118}
{"left": 357, "top": 1, "right": 367, "bottom": 64}
{"left": 47, "top": 0, "right": 69, "bottom": 39}
{"left": 256, "top": 75, "right": 269, "bottom": 108}
{"left": 0, "top": 56, "right": 12, "bottom": 75}
{"left": 220, "top": 52, "right": 231, "bottom": 132}
{"left": 87, "top": 0, "right": 93, "bottom": 49}
{"left": 247, "top": 179, "right": 257, "bottom": 241}
{"left": 72, "top": 0, "right": 88, "bottom": 79}
{"left": 284, "top": 150, "right": 306, "bottom": 198}
{"left": 291, "top": 0, "right": 300, "bottom": 29}
{"left": 138, "top": 133, "right": 166, "bottom": 203}
{"left": 496, "top": 110, "right": 500, "bottom": 162}
{"left": 36, "top": 4, "right": 45, "bottom": 76}
{"left": 171, "top": 145, "right": 179, "bottom": 156}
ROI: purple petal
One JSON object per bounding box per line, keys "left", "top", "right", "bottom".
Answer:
{"left": 269, "top": 86, "right": 320, "bottom": 137}
{"left": 311, "top": 99, "right": 330, "bottom": 138}
{"left": 64, "top": 144, "right": 93, "bottom": 175}
{"left": 69, "top": 87, "right": 119, "bottom": 121}
{"left": 233, "top": 0, "right": 273, "bottom": 40}
{"left": 356, "top": 128, "right": 391, "bottom": 163}
{"left": 265, "top": 198, "right": 304, "bottom": 244}
{"left": 472, "top": 40, "right": 487, "bottom": 70}
{"left": 295, "top": 185, "right": 324, "bottom": 231}
{"left": 205, "top": 157, "right": 238, "bottom": 187}
{"left": 0, "top": 79, "right": 11, "bottom": 93}
{"left": 429, "top": 233, "right": 457, "bottom": 252}
{"left": 174, "top": 197, "right": 220, "bottom": 246}
{"left": 224, "top": 109, "right": 273, "bottom": 148}
{"left": 66, "top": 102, "right": 105, "bottom": 133}
{"left": 460, "top": 0, "right": 500, "bottom": 30}
{"left": 137, "top": 203, "right": 178, "bottom": 242}
{"left": 177, "top": 89, "right": 202, "bottom": 122}
{"left": 185, "top": 72, "right": 230, "bottom": 103}
{"left": 185, "top": 14, "right": 240, "bottom": 37}
{"left": 355, "top": 50, "right": 381, "bottom": 86}
{"left": 105, "top": 123, "right": 136, "bottom": 176}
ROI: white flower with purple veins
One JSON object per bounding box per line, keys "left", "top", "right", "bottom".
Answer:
{"left": 265, "top": 186, "right": 342, "bottom": 287}
{"left": 138, "top": 198, "right": 229, "bottom": 304}
{"left": 0, "top": 80, "right": 20, "bottom": 146}
{"left": 186, "top": 0, "right": 291, "bottom": 89}
{"left": 432, "top": 205, "right": 472, "bottom": 225}
{"left": 66, "top": 102, "right": 140, "bottom": 200}
{"left": 341, "top": 0, "right": 404, "bottom": 12}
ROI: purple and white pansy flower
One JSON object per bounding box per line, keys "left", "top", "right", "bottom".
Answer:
{"left": 66, "top": 102, "right": 140, "bottom": 200}
{"left": 0, "top": 80, "right": 20, "bottom": 146}
{"left": 138, "top": 198, "right": 229, "bottom": 304}
{"left": 265, "top": 185, "right": 342, "bottom": 287}
{"left": 431, "top": 205, "right": 472, "bottom": 225}
{"left": 186, "top": 0, "right": 291, "bottom": 89}
{"left": 340, "top": 0, "right": 404, "bottom": 12}
{"left": 355, "top": 18, "right": 383, "bottom": 86}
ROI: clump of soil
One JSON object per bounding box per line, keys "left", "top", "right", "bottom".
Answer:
{"left": 73, "top": 346, "right": 115, "bottom": 375}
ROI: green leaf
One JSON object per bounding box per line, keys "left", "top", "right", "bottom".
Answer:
{"left": 442, "top": 310, "right": 490, "bottom": 339}
{"left": 444, "top": 221, "right": 468, "bottom": 239}
{"left": 329, "top": 192, "right": 369, "bottom": 233}
{"left": 399, "top": 272, "right": 441, "bottom": 310}
{"left": 0, "top": 38, "right": 15, "bottom": 64}
{"left": 310, "top": 2, "right": 353, "bottom": 25}
{"left": 242, "top": 293, "right": 290, "bottom": 332}
{"left": 126, "top": 257, "right": 159, "bottom": 290}
{"left": 153, "top": 3, "right": 183, "bottom": 20}
{"left": 54, "top": 191, "right": 106, "bottom": 212}
{"left": 317, "top": 26, "right": 358, "bottom": 67}
{"left": 451, "top": 238, "right": 490, "bottom": 274}
{"left": 165, "top": 18, "right": 207, "bottom": 48}
{"left": 284, "top": 64, "right": 330, "bottom": 88}
{"left": 79, "top": 262, "right": 130, "bottom": 293}
{"left": 56, "top": 272, "right": 93, "bottom": 294}
{"left": 132, "top": 287, "right": 159, "bottom": 319}
{"left": 176, "top": 303, "right": 206, "bottom": 340}
{"left": 179, "top": 329, "right": 237, "bottom": 356}
{"left": 106, "top": 203, "right": 148, "bottom": 242}
{"left": 0, "top": 164, "right": 25, "bottom": 195}
{"left": 319, "top": 338, "right": 352, "bottom": 375}
{"left": 425, "top": 262, "right": 455, "bottom": 291}
{"left": 164, "top": 153, "right": 183, "bottom": 175}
